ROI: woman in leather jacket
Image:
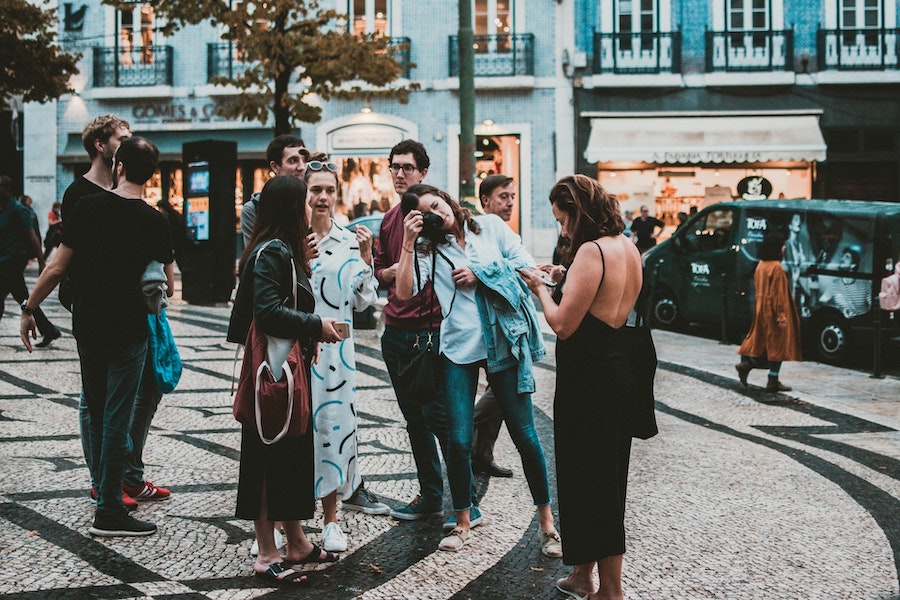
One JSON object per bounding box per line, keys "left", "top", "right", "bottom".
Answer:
{"left": 228, "top": 175, "right": 342, "bottom": 585}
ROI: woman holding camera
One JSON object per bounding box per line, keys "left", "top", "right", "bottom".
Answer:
{"left": 395, "top": 184, "right": 561, "bottom": 556}
{"left": 228, "top": 175, "right": 343, "bottom": 585}
{"left": 304, "top": 155, "right": 387, "bottom": 554}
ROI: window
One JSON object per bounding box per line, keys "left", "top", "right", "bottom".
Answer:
{"left": 118, "top": 5, "right": 156, "bottom": 66}
{"left": 617, "top": 0, "right": 657, "bottom": 50}
{"left": 682, "top": 209, "right": 734, "bottom": 252}
{"left": 474, "top": 0, "right": 512, "bottom": 53}
{"left": 727, "top": 0, "right": 768, "bottom": 48}
{"left": 350, "top": 0, "right": 389, "bottom": 36}
{"left": 841, "top": 0, "right": 881, "bottom": 46}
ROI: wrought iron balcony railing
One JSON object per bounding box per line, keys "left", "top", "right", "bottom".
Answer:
{"left": 208, "top": 37, "right": 411, "bottom": 83}
{"left": 207, "top": 43, "right": 253, "bottom": 82}
{"left": 93, "top": 46, "right": 173, "bottom": 87}
{"left": 705, "top": 29, "right": 793, "bottom": 71}
{"left": 592, "top": 31, "right": 681, "bottom": 74}
{"left": 449, "top": 33, "right": 534, "bottom": 77}
{"left": 817, "top": 27, "right": 900, "bottom": 70}
{"left": 386, "top": 37, "right": 412, "bottom": 78}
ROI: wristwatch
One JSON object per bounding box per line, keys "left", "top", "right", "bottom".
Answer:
{"left": 20, "top": 301, "right": 35, "bottom": 316}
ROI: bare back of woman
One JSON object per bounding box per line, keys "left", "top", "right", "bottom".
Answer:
{"left": 585, "top": 234, "right": 643, "bottom": 329}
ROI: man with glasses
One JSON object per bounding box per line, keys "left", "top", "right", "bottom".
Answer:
{"left": 374, "top": 140, "right": 453, "bottom": 521}
{"left": 240, "top": 134, "right": 308, "bottom": 246}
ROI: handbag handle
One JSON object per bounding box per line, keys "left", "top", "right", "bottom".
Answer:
{"left": 254, "top": 360, "right": 293, "bottom": 445}
{"left": 255, "top": 239, "right": 297, "bottom": 311}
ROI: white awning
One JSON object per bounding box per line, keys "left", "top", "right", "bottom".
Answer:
{"left": 584, "top": 114, "right": 827, "bottom": 164}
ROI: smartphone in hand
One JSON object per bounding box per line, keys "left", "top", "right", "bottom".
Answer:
{"left": 334, "top": 322, "right": 351, "bottom": 338}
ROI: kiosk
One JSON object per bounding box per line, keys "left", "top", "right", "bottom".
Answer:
{"left": 181, "top": 140, "right": 237, "bottom": 304}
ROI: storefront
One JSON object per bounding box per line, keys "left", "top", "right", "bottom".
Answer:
{"left": 582, "top": 111, "right": 827, "bottom": 233}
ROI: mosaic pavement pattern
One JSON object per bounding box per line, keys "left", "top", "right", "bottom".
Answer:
{"left": 0, "top": 280, "right": 897, "bottom": 599}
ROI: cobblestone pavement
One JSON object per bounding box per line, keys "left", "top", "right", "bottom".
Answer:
{"left": 0, "top": 271, "right": 897, "bottom": 599}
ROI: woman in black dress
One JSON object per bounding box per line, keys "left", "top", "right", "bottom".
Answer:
{"left": 228, "top": 176, "right": 343, "bottom": 585}
{"left": 520, "top": 175, "right": 642, "bottom": 600}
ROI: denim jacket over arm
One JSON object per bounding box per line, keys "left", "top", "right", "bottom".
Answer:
{"left": 470, "top": 260, "right": 546, "bottom": 394}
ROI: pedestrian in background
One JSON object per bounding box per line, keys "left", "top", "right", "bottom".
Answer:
{"left": 305, "top": 153, "right": 388, "bottom": 554}
{"left": 629, "top": 205, "right": 664, "bottom": 253}
{"left": 470, "top": 174, "right": 519, "bottom": 479}
{"left": 520, "top": 174, "right": 643, "bottom": 600}
{"left": 736, "top": 231, "right": 802, "bottom": 392}
{"left": 0, "top": 177, "right": 61, "bottom": 348}
{"left": 44, "top": 201, "right": 63, "bottom": 260}
{"left": 227, "top": 175, "right": 343, "bottom": 584}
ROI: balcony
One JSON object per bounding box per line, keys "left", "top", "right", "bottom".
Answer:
{"left": 706, "top": 29, "right": 793, "bottom": 71}
{"left": 208, "top": 38, "right": 411, "bottom": 83}
{"left": 592, "top": 31, "right": 681, "bottom": 74}
{"left": 817, "top": 28, "right": 900, "bottom": 70}
{"left": 449, "top": 33, "right": 534, "bottom": 77}
{"left": 386, "top": 37, "right": 412, "bottom": 78}
{"left": 207, "top": 43, "right": 253, "bottom": 82}
{"left": 93, "top": 46, "right": 173, "bottom": 87}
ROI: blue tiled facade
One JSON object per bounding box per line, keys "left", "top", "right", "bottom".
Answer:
{"left": 30, "top": 0, "right": 570, "bottom": 257}
{"left": 573, "top": 0, "right": 900, "bottom": 204}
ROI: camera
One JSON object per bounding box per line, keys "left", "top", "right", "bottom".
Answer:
{"left": 421, "top": 212, "right": 444, "bottom": 236}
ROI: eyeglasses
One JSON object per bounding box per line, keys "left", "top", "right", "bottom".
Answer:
{"left": 307, "top": 161, "right": 338, "bottom": 173}
{"left": 390, "top": 163, "right": 418, "bottom": 175}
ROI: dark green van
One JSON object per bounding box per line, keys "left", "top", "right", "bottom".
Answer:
{"left": 642, "top": 199, "right": 900, "bottom": 363}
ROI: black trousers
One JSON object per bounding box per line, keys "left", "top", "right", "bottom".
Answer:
{"left": 0, "top": 259, "right": 57, "bottom": 337}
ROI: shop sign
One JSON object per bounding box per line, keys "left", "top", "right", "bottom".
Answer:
{"left": 654, "top": 151, "right": 767, "bottom": 163}
{"left": 129, "top": 99, "right": 233, "bottom": 125}
{"left": 737, "top": 176, "right": 773, "bottom": 200}
{"left": 330, "top": 124, "right": 405, "bottom": 152}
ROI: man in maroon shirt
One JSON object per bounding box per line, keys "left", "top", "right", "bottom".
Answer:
{"left": 374, "top": 140, "right": 450, "bottom": 520}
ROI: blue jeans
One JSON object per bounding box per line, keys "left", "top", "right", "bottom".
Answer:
{"left": 124, "top": 356, "right": 163, "bottom": 488}
{"left": 381, "top": 325, "right": 447, "bottom": 505}
{"left": 443, "top": 358, "right": 551, "bottom": 512}
{"left": 77, "top": 336, "right": 147, "bottom": 515}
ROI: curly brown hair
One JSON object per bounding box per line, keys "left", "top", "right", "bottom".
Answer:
{"left": 549, "top": 175, "right": 624, "bottom": 266}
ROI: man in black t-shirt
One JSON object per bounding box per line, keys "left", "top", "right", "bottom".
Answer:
{"left": 630, "top": 205, "right": 665, "bottom": 253}
{"left": 21, "top": 137, "right": 173, "bottom": 537}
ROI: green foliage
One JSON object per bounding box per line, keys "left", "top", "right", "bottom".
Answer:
{"left": 121, "top": 0, "right": 415, "bottom": 134}
{"left": 0, "top": 0, "right": 80, "bottom": 107}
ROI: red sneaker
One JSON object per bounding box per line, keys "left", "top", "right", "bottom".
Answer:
{"left": 122, "top": 481, "right": 171, "bottom": 501}
{"left": 90, "top": 487, "right": 138, "bottom": 511}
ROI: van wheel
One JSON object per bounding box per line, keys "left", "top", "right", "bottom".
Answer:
{"left": 813, "top": 314, "right": 850, "bottom": 363}
{"left": 652, "top": 290, "right": 682, "bottom": 329}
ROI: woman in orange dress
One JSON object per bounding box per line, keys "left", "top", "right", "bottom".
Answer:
{"left": 736, "top": 232, "right": 802, "bottom": 392}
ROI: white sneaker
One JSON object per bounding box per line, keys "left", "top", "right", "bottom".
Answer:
{"left": 322, "top": 522, "right": 348, "bottom": 552}
{"left": 249, "top": 528, "right": 284, "bottom": 556}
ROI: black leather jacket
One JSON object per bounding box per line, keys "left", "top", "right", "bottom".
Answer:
{"left": 227, "top": 239, "right": 321, "bottom": 349}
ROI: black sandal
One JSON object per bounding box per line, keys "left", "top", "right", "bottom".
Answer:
{"left": 254, "top": 562, "right": 308, "bottom": 585}
{"left": 288, "top": 543, "right": 339, "bottom": 564}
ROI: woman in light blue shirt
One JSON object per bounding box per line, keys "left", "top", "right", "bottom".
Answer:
{"left": 395, "top": 184, "right": 562, "bottom": 556}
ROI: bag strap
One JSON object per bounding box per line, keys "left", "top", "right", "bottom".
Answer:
{"left": 255, "top": 239, "right": 297, "bottom": 311}
{"left": 254, "top": 359, "right": 294, "bottom": 445}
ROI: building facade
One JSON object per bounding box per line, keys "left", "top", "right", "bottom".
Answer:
{"left": 570, "top": 0, "right": 900, "bottom": 230}
{"left": 24, "top": 0, "right": 572, "bottom": 258}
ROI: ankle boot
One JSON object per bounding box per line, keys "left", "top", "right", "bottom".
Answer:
{"left": 735, "top": 361, "right": 752, "bottom": 387}
{"left": 766, "top": 376, "right": 791, "bottom": 393}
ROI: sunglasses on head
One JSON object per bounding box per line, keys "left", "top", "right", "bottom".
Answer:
{"left": 307, "top": 161, "right": 339, "bottom": 173}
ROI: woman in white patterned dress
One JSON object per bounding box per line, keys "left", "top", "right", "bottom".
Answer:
{"left": 305, "top": 156, "right": 386, "bottom": 554}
